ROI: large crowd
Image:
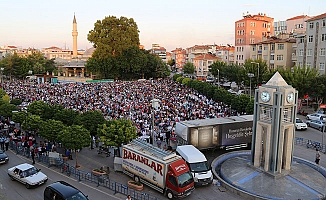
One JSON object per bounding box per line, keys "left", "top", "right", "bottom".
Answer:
{"left": 2, "top": 78, "right": 238, "bottom": 142}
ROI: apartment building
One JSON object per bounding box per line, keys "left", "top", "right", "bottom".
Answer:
{"left": 215, "top": 45, "right": 235, "bottom": 65}
{"left": 194, "top": 54, "right": 220, "bottom": 80}
{"left": 235, "top": 12, "right": 274, "bottom": 66}
{"left": 186, "top": 45, "right": 211, "bottom": 64}
{"left": 171, "top": 48, "right": 186, "bottom": 72}
{"left": 16, "top": 48, "right": 40, "bottom": 57}
{"left": 0, "top": 45, "right": 19, "bottom": 58}
{"left": 151, "top": 44, "right": 167, "bottom": 63}
{"left": 300, "top": 13, "right": 326, "bottom": 74}
{"left": 250, "top": 35, "right": 295, "bottom": 70}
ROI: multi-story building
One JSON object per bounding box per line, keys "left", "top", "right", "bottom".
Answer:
{"left": 215, "top": 45, "right": 235, "bottom": 65}
{"left": 186, "top": 45, "right": 211, "bottom": 64}
{"left": 250, "top": 35, "right": 295, "bottom": 70}
{"left": 171, "top": 48, "right": 186, "bottom": 72}
{"left": 42, "top": 46, "right": 73, "bottom": 61}
{"left": 16, "top": 48, "right": 40, "bottom": 57}
{"left": 286, "top": 15, "right": 311, "bottom": 35}
{"left": 0, "top": 45, "right": 19, "bottom": 58}
{"left": 235, "top": 12, "right": 274, "bottom": 65}
{"left": 151, "top": 44, "right": 167, "bottom": 63}
{"left": 194, "top": 54, "right": 220, "bottom": 80}
{"left": 300, "top": 13, "right": 326, "bottom": 74}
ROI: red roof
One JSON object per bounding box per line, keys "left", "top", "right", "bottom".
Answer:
{"left": 194, "top": 54, "right": 219, "bottom": 60}
{"left": 287, "top": 15, "right": 309, "bottom": 21}
{"left": 306, "top": 12, "right": 326, "bottom": 22}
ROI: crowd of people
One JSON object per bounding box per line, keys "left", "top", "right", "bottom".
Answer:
{"left": 3, "top": 78, "right": 238, "bottom": 145}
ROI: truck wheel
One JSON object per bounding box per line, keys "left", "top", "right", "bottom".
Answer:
{"left": 134, "top": 176, "right": 140, "bottom": 183}
{"left": 25, "top": 183, "right": 31, "bottom": 189}
{"left": 166, "top": 190, "right": 174, "bottom": 199}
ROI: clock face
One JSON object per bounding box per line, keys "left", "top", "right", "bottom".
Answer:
{"left": 287, "top": 92, "right": 294, "bottom": 103}
{"left": 260, "top": 91, "right": 271, "bottom": 102}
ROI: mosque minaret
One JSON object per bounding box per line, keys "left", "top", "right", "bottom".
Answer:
{"left": 72, "top": 13, "right": 78, "bottom": 58}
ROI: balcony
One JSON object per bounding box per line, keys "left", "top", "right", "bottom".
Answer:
{"left": 270, "top": 60, "right": 274, "bottom": 64}
{"left": 257, "top": 50, "right": 262, "bottom": 54}
{"left": 292, "top": 55, "right": 297, "bottom": 61}
{"left": 292, "top": 43, "right": 297, "bottom": 48}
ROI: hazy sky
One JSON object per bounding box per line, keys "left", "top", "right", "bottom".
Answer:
{"left": 1, "top": 0, "right": 325, "bottom": 52}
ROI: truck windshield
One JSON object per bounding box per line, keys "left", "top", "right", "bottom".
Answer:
{"left": 189, "top": 161, "right": 209, "bottom": 173}
{"left": 178, "top": 171, "right": 194, "bottom": 188}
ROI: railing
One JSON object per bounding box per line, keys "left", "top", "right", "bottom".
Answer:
{"left": 9, "top": 142, "right": 161, "bottom": 200}
{"left": 294, "top": 137, "right": 326, "bottom": 153}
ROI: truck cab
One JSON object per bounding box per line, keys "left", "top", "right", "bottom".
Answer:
{"left": 176, "top": 145, "right": 213, "bottom": 186}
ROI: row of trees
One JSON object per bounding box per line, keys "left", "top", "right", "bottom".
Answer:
{"left": 173, "top": 74, "right": 254, "bottom": 115}
{"left": 209, "top": 60, "right": 326, "bottom": 104}
{"left": 0, "top": 52, "right": 56, "bottom": 80}
{"left": 0, "top": 89, "right": 137, "bottom": 166}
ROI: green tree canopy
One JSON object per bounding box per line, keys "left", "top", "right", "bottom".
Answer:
{"left": 57, "top": 125, "right": 91, "bottom": 167}
{"left": 87, "top": 15, "right": 140, "bottom": 59}
{"left": 22, "top": 115, "right": 42, "bottom": 133}
{"left": 183, "top": 62, "right": 195, "bottom": 74}
{"left": 0, "top": 103, "right": 18, "bottom": 118}
{"left": 53, "top": 108, "right": 79, "bottom": 126}
{"left": 39, "top": 119, "right": 66, "bottom": 142}
{"left": 97, "top": 119, "right": 137, "bottom": 156}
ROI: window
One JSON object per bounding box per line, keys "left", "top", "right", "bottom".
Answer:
{"left": 263, "top": 45, "right": 268, "bottom": 51}
{"left": 308, "top": 35, "right": 313, "bottom": 42}
{"left": 276, "top": 55, "right": 283, "bottom": 60}
{"left": 299, "top": 62, "right": 303, "bottom": 67}
{"left": 250, "top": 38, "right": 255, "bottom": 44}
{"left": 252, "top": 55, "right": 256, "bottom": 60}
{"left": 319, "top": 63, "right": 325, "bottom": 70}
{"left": 270, "top": 55, "right": 274, "bottom": 60}
{"left": 307, "top": 49, "right": 313, "bottom": 56}
{"left": 277, "top": 44, "right": 284, "bottom": 50}
{"left": 300, "top": 37, "right": 304, "bottom": 43}
{"left": 307, "top": 62, "right": 311, "bottom": 68}
{"left": 321, "top": 48, "right": 326, "bottom": 56}
{"left": 263, "top": 55, "right": 268, "bottom": 60}
{"left": 295, "top": 24, "right": 303, "bottom": 29}
{"left": 250, "top": 30, "right": 255, "bottom": 35}
{"left": 309, "top": 22, "right": 314, "bottom": 29}
{"left": 299, "top": 49, "right": 304, "bottom": 56}
{"left": 168, "top": 176, "right": 177, "bottom": 187}
{"left": 323, "top": 20, "right": 326, "bottom": 27}
{"left": 321, "top": 34, "right": 326, "bottom": 41}
{"left": 252, "top": 46, "right": 256, "bottom": 51}
{"left": 271, "top": 44, "right": 275, "bottom": 51}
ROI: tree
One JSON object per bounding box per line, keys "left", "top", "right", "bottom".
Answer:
{"left": 0, "top": 88, "right": 6, "bottom": 99}
{"left": 0, "top": 103, "right": 18, "bottom": 119}
{"left": 57, "top": 125, "right": 91, "bottom": 167}
{"left": 39, "top": 119, "right": 66, "bottom": 142}
{"left": 53, "top": 108, "right": 79, "bottom": 126}
{"left": 22, "top": 115, "right": 42, "bottom": 134}
{"left": 27, "top": 100, "right": 50, "bottom": 117}
{"left": 97, "top": 119, "right": 137, "bottom": 157}
{"left": 183, "top": 62, "right": 195, "bottom": 74}
{"left": 87, "top": 16, "right": 140, "bottom": 59}
{"left": 74, "top": 110, "right": 105, "bottom": 149}
{"left": 12, "top": 111, "right": 27, "bottom": 130}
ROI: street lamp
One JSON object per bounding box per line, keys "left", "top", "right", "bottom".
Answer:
{"left": 0, "top": 68, "right": 4, "bottom": 83}
{"left": 251, "top": 62, "right": 260, "bottom": 86}
{"left": 248, "top": 73, "right": 255, "bottom": 99}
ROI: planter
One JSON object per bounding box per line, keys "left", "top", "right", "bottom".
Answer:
{"left": 92, "top": 169, "right": 107, "bottom": 176}
{"left": 127, "top": 180, "right": 143, "bottom": 191}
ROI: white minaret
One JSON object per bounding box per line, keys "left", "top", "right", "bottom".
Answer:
{"left": 72, "top": 13, "right": 78, "bottom": 58}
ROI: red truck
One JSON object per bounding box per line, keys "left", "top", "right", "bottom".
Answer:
{"left": 122, "top": 139, "right": 195, "bottom": 199}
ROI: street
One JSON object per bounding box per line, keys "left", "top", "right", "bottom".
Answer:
{"left": 0, "top": 121, "right": 325, "bottom": 200}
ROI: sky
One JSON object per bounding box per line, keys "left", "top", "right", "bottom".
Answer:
{"left": 1, "top": 0, "right": 325, "bottom": 52}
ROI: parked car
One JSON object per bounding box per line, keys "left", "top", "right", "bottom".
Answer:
{"left": 306, "top": 113, "right": 326, "bottom": 121}
{"left": 44, "top": 181, "right": 89, "bottom": 200}
{"left": 306, "top": 120, "right": 326, "bottom": 132}
{"left": 8, "top": 163, "right": 48, "bottom": 188}
{"left": 295, "top": 118, "right": 307, "bottom": 130}
{"left": 0, "top": 149, "right": 9, "bottom": 164}
{"left": 227, "top": 89, "right": 237, "bottom": 95}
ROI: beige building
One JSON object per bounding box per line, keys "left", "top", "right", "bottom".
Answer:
{"left": 250, "top": 36, "right": 296, "bottom": 70}
{"left": 193, "top": 54, "right": 220, "bottom": 80}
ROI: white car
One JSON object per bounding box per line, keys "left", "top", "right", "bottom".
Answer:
{"left": 295, "top": 118, "right": 307, "bottom": 130}
{"left": 306, "top": 113, "right": 326, "bottom": 121}
{"left": 8, "top": 163, "right": 48, "bottom": 188}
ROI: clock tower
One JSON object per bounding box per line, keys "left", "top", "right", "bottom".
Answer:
{"left": 251, "top": 72, "right": 297, "bottom": 175}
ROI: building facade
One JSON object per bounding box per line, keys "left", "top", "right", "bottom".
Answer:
{"left": 151, "top": 44, "right": 167, "bottom": 63}
{"left": 171, "top": 48, "right": 186, "bottom": 72}
{"left": 235, "top": 12, "right": 274, "bottom": 66}
{"left": 293, "top": 13, "right": 326, "bottom": 74}
{"left": 194, "top": 54, "right": 220, "bottom": 80}
{"left": 250, "top": 36, "right": 295, "bottom": 70}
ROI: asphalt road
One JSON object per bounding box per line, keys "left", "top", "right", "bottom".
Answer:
{"left": 0, "top": 150, "right": 125, "bottom": 200}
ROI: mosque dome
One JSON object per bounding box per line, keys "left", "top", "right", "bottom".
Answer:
{"left": 83, "top": 47, "right": 95, "bottom": 57}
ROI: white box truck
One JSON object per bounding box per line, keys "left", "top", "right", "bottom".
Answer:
{"left": 176, "top": 145, "right": 213, "bottom": 186}
{"left": 122, "top": 139, "right": 195, "bottom": 199}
